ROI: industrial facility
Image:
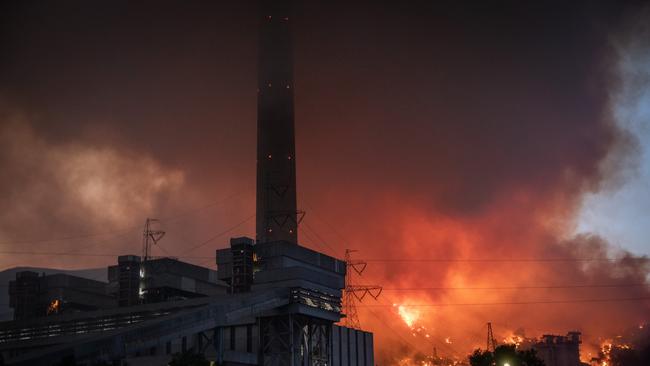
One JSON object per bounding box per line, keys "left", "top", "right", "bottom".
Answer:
{"left": 530, "top": 332, "right": 583, "bottom": 366}
{"left": 0, "top": 1, "right": 374, "bottom": 365}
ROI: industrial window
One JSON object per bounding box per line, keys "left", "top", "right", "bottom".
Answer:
{"left": 182, "top": 336, "right": 187, "bottom": 353}
{"left": 166, "top": 341, "right": 171, "bottom": 355}
{"left": 230, "top": 327, "right": 236, "bottom": 350}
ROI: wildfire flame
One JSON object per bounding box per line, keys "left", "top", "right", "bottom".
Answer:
{"left": 597, "top": 339, "right": 634, "bottom": 366}
{"left": 396, "top": 304, "right": 421, "bottom": 328}
{"left": 503, "top": 333, "right": 525, "bottom": 347}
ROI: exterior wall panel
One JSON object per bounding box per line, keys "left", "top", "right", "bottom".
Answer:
{"left": 332, "top": 325, "right": 341, "bottom": 366}
{"left": 341, "top": 326, "right": 349, "bottom": 366}
{"left": 365, "top": 332, "right": 374, "bottom": 366}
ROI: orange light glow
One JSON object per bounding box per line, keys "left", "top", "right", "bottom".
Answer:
{"left": 396, "top": 304, "right": 421, "bottom": 328}
{"left": 47, "top": 299, "right": 60, "bottom": 315}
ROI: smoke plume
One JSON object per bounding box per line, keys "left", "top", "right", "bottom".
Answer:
{"left": 0, "top": 1, "right": 648, "bottom": 364}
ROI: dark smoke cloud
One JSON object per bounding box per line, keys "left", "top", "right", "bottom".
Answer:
{"left": 1, "top": 1, "right": 649, "bottom": 363}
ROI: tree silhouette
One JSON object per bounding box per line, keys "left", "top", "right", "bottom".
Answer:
{"left": 469, "top": 345, "right": 544, "bottom": 366}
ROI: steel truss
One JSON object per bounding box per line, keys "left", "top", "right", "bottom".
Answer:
{"left": 260, "top": 315, "right": 331, "bottom": 366}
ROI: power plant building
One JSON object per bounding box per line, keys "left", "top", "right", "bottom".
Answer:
{"left": 0, "top": 0, "right": 374, "bottom": 365}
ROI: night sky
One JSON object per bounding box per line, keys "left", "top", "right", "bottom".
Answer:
{"left": 1, "top": 1, "right": 649, "bottom": 363}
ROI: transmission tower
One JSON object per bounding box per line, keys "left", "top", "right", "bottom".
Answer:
{"left": 342, "top": 249, "right": 382, "bottom": 329}
{"left": 140, "top": 218, "right": 165, "bottom": 302}
{"left": 486, "top": 322, "right": 497, "bottom": 352}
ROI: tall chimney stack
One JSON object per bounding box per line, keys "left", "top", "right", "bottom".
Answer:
{"left": 256, "top": 0, "right": 299, "bottom": 244}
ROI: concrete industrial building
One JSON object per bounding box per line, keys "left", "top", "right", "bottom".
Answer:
{"left": 0, "top": 0, "right": 374, "bottom": 365}
{"left": 9, "top": 271, "right": 113, "bottom": 320}
{"left": 107, "top": 256, "right": 227, "bottom": 305}
{"left": 7, "top": 256, "right": 229, "bottom": 321}
{"left": 531, "top": 332, "right": 583, "bottom": 366}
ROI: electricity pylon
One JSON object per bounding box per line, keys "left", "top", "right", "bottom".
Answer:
{"left": 487, "top": 322, "right": 497, "bottom": 352}
{"left": 140, "top": 218, "right": 165, "bottom": 302}
{"left": 342, "top": 249, "right": 382, "bottom": 329}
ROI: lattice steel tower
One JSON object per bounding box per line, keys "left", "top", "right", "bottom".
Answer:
{"left": 256, "top": 0, "right": 300, "bottom": 244}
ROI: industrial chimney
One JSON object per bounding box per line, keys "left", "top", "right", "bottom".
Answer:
{"left": 256, "top": 0, "right": 299, "bottom": 244}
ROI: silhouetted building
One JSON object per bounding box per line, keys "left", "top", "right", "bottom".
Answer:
{"left": 108, "top": 256, "right": 227, "bottom": 305}
{"left": 8, "top": 271, "right": 113, "bottom": 320}
{"left": 532, "top": 332, "right": 582, "bottom": 366}
{"left": 0, "top": 0, "right": 375, "bottom": 364}
{"left": 217, "top": 237, "right": 255, "bottom": 293}
{"left": 110, "top": 255, "right": 141, "bottom": 307}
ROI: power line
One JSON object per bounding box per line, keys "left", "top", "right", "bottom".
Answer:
{"left": 4, "top": 249, "right": 644, "bottom": 265}
{"left": 300, "top": 200, "right": 346, "bottom": 256}
{"left": 374, "top": 295, "right": 462, "bottom": 357}
{"left": 380, "top": 284, "right": 649, "bottom": 290}
{"left": 297, "top": 226, "right": 334, "bottom": 256}
{"left": 0, "top": 214, "right": 255, "bottom": 264}
{"left": 0, "top": 226, "right": 142, "bottom": 246}
{"left": 184, "top": 214, "right": 255, "bottom": 254}
{"left": 158, "top": 187, "right": 253, "bottom": 224}
{"left": 0, "top": 189, "right": 251, "bottom": 246}
{"left": 364, "top": 258, "right": 644, "bottom": 263}
{"left": 298, "top": 224, "right": 338, "bottom": 257}
{"left": 356, "top": 296, "right": 650, "bottom": 307}
{"left": 363, "top": 306, "right": 434, "bottom": 356}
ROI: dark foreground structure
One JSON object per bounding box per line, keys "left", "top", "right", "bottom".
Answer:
{"left": 530, "top": 332, "right": 582, "bottom": 366}
{"left": 0, "top": 243, "right": 370, "bottom": 365}
{"left": 0, "top": 0, "right": 373, "bottom": 365}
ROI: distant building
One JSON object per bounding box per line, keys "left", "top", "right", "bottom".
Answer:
{"left": 531, "top": 332, "right": 582, "bottom": 366}
{"left": 110, "top": 255, "right": 141, "bottom": 307}
{"left": 108, "top": 256, "right": 229, "bottom": 306}
{"left": 8, "top": 271, "right": 113, "bottom": 320}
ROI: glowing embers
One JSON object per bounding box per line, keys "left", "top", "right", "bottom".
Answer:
{"left": 47, "top": 299, "right": 61, "bottom": 315}
{"left": 597, "top": 339, "right": 634, "bottom": 366}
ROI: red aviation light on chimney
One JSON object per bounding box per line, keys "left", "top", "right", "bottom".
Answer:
{"left": 257, "top": 0, "right": 299, "bottom": 244}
